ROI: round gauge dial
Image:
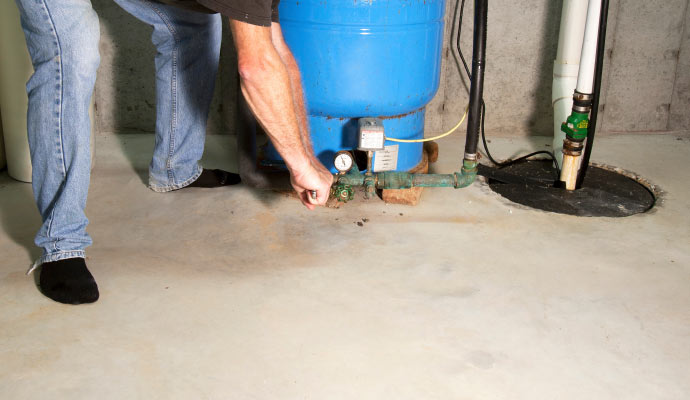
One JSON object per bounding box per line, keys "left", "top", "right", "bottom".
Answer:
{"left": 333, "top": 151, "right": 354, "bottom": 173}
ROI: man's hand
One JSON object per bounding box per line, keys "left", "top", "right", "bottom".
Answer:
{"left": 289, "top": 159, "right": 334, "bottom": 210}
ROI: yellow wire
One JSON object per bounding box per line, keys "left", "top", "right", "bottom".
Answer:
{"left": 384, "top": 105, "right": 469, "bottom": 143}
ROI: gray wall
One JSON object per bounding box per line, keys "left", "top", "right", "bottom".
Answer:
{"left": 92, "top": 0, "right": 690, "bottom": 137}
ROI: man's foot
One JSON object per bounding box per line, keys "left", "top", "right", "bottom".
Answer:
{"left": 39, "top": 258, "right": 99, "bottom": 305}
{"left": 187, "top": 169, "right": 241, "bottom": 188}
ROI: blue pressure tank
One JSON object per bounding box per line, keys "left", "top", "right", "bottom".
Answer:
{"left": 265, "top": 0, "right": 446, "bottom": 173}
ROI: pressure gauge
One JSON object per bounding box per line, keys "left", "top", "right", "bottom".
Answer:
{"left": 333, "top": 151, "right": 354, "bottom": 173}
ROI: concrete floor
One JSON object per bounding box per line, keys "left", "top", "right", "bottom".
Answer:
{"left": 1, "top": 132, "right": 689, "bottom": 399}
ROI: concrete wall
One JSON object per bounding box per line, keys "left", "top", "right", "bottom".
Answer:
{"left": 92, "top": 0, "right": 690, "bottom": 137}
{"left": 93, "top": 0, "right": 238, "bottom": 135}
{"left": 671, "top": 1, "right": 690, "bottom": 130}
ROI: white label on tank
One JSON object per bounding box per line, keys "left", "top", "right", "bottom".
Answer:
{"left": 359, "top": 130, "right": 385, "bottom": 150}
{"left": 373, "top": 145, "right": 398, "bottom": 172}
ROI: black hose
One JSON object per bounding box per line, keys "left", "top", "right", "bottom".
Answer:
{"left": 479, "top": 101, "right": 560, "bottom": 177}
{"left": 455, "top": 0, "right": 560, "bottom": 180}
{"left": 464, "top": 0, "right": 488, "bottom": 157}
{"left": 576, "top": 0, "right": 610, "bottom": 189}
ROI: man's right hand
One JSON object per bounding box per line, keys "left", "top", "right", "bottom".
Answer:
{"left": 289, "top": 159, "right": 334, "bottom": 210}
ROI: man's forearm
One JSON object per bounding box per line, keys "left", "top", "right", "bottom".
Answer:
{"left": 230, "top": 19, "right": 333, "bottom": 209}
{"left": 231, "top": 22, "right": 310, "bottom": 173}
{"left": 281, "top": 51, "right": 313, "bottom": 155}
{"left": 240, "top": 69, "right": 309, "bottom": 173}
{"left": 270, "top": 24, "right": 315, "bottom": 159}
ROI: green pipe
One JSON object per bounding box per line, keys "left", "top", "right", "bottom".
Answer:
{"left": 379, "top": 172, "right": 456, "bottom": 189}
{"left": 456, "top": 159, "right": 479, "bottom": 188}
{"left": 335, "top": 160, "right": 478, "bottom": 192}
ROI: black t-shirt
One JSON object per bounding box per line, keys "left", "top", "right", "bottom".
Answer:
{"left": 156, "top": 0, "right": 280, "bottom": 27}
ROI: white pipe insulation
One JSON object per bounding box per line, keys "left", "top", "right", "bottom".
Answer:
{"left": 0, "top": 1, "right": 95, "bottom": 183}
{"left": 552, "top": 0, "right": 589, "bottom": 166}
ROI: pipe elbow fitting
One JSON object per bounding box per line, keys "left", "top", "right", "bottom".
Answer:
{"left": 454, "top": 159, "right": 478, "bottom": 188}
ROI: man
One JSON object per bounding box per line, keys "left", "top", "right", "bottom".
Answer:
{"left": 16, "top": 0, "right": 332, "bottom": 305}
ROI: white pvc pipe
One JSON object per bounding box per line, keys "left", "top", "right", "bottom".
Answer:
{"left": 0, "top": 1, "right": 96, "bottom": 183}
{"left": 552, "top": 0, "right": 589, "bottom": 166}
{"left": 576, "top": 0, "right": 602, "bottom": 94}
{"left": 556, "top": 1, "right": 590, "bottom": 64}
{"left": 560, "top": 0, "right": 602, "bottom": 190}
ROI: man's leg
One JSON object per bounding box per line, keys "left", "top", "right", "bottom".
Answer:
{"left": 15, "top": 0, "right": 100, "bottom": 303}
{"left": 113, "top": 0, "right": 238, "bottom": 191}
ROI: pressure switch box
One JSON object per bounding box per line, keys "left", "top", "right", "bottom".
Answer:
{"left": 357, "top": 118, "right": 385, "bottom": 151}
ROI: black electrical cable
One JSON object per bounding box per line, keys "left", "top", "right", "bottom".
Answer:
{"left": 575, "top": 0, "right": 609, "bottom": 189}
{"left": 455, "top": 0, "right": 560, "bottom": 179}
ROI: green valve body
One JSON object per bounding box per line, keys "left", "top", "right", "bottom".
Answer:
{"left": 561, "top": 111, "right": 589, "bottom": 141}
{"left": 333, "top": 184, "right": 354, "bottom": 202}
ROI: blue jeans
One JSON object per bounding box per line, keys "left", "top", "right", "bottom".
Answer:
{"left": 16, "top": 0, "right": 221, "bottom": 266}
{"left": 113, "top": 0, "right": 221, "bottom": 192}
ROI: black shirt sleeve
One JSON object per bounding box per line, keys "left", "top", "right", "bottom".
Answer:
{"left": 196, "top": 0, "right": 280, "bottom": 27}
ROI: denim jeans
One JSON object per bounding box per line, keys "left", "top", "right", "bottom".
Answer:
{"left": 16, "top": 0, "right": 220, "bottom": 266}
{"left": 113, "top": 0, "right": 221, "bottom": 192}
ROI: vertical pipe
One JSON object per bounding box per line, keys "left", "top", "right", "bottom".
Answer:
{"left": 555, "top": 1, "right": 589, "bottom": 63}
{"left": 552, "top": 0, "right": 589, "bottom": 166}
{"left": 560, "top": 0, "right": 602, "bottom": 190}
{"left": 576, "top": 0, "right": 609, "bottom": 188}
{"left": 576, "top": 0, "right": 602, "bottom": 94}
{"left": 463, "top": 0, "right": 488, "bottom": 159}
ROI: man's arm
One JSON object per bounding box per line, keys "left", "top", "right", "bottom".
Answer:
{"left": 269, "top": 22, "right": 332, "bottom": 178}
{"left": 269, "top": 23, "right": 312, "bottom": 157}
{"left": 229, "top": 20, "right": 332, "bottom": 209}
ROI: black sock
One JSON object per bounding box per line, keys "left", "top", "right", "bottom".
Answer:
{"left": 39, "top": 258, "right": 99, "bottom": 305}
{"left": 187, "top": 169, "right": 241, "bottom": 188}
